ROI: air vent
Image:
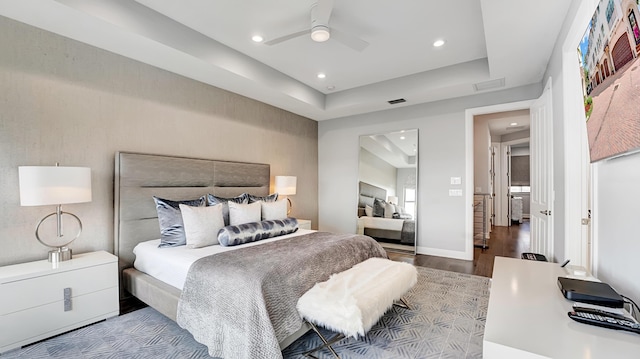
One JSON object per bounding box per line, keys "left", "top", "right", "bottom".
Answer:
{"left": 388, "top": 98, "right": 406, "bottom": 105}
{"left": 473, "top": 78, "right": 505, "bottom": 92}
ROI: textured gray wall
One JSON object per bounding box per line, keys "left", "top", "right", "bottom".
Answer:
{"left": 0, "top": 17, "right": 318, "bottom": 266}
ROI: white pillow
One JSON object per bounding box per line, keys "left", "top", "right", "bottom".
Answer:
{"left": 384, "top": 203, "right": 395, "bottom": 218}
{"left": 228, "top": 201, "right": 261, "bottom": 225}
{"left": 261, "top": 199, "right": 287, "bottom": 220}
{"left": 365, "top": 205, "right": 373, "bottom": 217}
{"left": 179, "top": 203, "right": 224, "bottom": 248}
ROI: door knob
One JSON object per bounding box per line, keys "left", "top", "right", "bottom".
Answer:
{"left": 540, "top": 210, "right": 551, "bottom": 216}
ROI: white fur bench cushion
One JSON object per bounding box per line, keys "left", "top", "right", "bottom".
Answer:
{"left": 297, "top": 257, "right": 417, "bottom": 338}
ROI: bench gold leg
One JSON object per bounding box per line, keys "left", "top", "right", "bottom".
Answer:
{"left": 303, "top": 321, "right": 344, "bottom": 359}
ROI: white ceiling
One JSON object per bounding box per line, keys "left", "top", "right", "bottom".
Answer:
{"left": 0, "top": 0, "right": 572, "bottom": 121}
{"left": 482, "top": 109, "right": 531, "bottom": 138}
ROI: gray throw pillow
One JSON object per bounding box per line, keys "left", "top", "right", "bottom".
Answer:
{"left": 248, "top": 193, "right": 278, "bottom": 203}
{"left": 218, "top": 218, "right": 299, "bottom": 246}
{"left": 373, "top": 198, "right": 386, "bottom": 217}
{"left": 153, "top": 196, "right": 206, "bottom": 248}
{"left": 207, "top": 193, "right": 249, "bottom": 225}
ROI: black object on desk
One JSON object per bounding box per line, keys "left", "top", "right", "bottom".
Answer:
{"left": 521, "top": 252, "right": 548, "bottom": 261}
{"left": 558, "top": 277, "right": 624, "bottom": 308}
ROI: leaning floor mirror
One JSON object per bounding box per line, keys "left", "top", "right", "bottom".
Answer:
{"left": 357, "top": 129, "right": 418, "bottom": 253}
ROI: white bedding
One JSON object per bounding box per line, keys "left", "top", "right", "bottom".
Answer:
{"left": 133, "top": 229, "right": 315, "bottom": 290}
{"left": 357, "top": 216, "right": 404, "bottom": 231}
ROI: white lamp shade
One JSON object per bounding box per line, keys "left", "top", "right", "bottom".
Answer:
{"left": 19, "top": 166, "right": 92, "bottom": 206}
{"left": 387, "top": 196, "right": 398, "bottom": 205}
{"left": 275, "top": 176, "right": 297, "bottom": 195}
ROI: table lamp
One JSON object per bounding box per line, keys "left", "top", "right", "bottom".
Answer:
{"left": 19, "top": 164, "right": 92, "bottom": 262}
{"left": 275, "top": 176, "right": 297, "bottom": 215}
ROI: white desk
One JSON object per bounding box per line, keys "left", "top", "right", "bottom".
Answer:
{"left": 484, "top": 257, "right": 640, "bottom": 358}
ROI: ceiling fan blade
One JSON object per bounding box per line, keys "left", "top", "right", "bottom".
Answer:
{"left": 264, "top": 29, "right": 310, "bottom": 46}
{"left": 331, "top": 28, "right": 369, "bottom": 52}
{"left": 312, "top": 0, "right": 334, "bottom": 26}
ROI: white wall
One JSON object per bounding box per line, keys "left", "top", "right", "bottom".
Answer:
{"left": 319, "top": 84, "right": 541, "bottom": 259}
{"left": 0, "top": 17, "right": 318, "bottom": 266}
{"left": 593, "top": 152, "right": 640, "bottom": 304}
{"left": 358, "top": 148, "right": 397, "bottom": 197}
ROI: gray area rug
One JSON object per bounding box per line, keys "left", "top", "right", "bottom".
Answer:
{"left": 2, "top": 267, "right": 489, "bottom": 359}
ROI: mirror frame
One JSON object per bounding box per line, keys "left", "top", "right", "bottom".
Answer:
{"left": 356, "top": 129, "right": 418, "bottom": 254}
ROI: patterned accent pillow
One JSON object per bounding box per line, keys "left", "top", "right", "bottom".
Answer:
{"left": 207, "top": 193, "right": 249, "bottom": 226}
{"left": 248, "top": 193, "right": 278, "bottom": 203}
{"left": 218, "top": 218, "right": 299, "bottom": 247}
{"left": 153, "top": 196, "right": 206, "bottom": 248}
{"left": 373, "top": 198, "right": 386, "bottom": 217}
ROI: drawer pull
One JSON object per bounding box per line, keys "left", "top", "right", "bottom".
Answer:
{"left": 64, "top": 287, "right": 72, "bottom": 312}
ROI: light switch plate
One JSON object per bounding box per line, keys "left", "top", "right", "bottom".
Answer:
{"left": 449, "top": 189, "right": 463, "bottom": 196}
{"left": 450, "top": 177, "right": 461, "bottom": 185}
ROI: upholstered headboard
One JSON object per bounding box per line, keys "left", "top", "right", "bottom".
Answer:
{"left": 358, "top": 181, "right": 387, "bottom": 216}
{"left": 114, "top": 152, "right": 270, "bottom": 270}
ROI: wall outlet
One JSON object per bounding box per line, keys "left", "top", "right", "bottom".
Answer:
{"left": 449, "top": 189, "right": 463, "bottom": 196}
{"left": 450, "top": 177, "right": 461, "bottom": 185}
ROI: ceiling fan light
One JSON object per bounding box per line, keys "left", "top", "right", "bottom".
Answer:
{"left": 311, "top": 25, "right": 330, "bottom": 42}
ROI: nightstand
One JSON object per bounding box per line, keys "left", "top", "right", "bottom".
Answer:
{"left": 0, "top": 251, "right": 119, "bottom": 353}
{"left": 297, "top": 219, "right": 311, "bottom": 230}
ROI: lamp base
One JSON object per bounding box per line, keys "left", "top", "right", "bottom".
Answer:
{"left": 49, "top": 247, "right": 72, "bottom": 263}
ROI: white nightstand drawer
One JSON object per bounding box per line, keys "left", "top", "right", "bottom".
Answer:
{"left": 0, "top": 286, "right": 119, "bottom": 352}
{"left": 0, "top": 262, "right": 117, "bottom": 315}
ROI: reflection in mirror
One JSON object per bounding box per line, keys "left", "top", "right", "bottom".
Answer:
{"left": 357, "top": 129, "right": 417, "bottom": 254}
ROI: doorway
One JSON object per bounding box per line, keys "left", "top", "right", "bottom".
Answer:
{"left": 472, "top": 110, "right": 532, "bottom": 250}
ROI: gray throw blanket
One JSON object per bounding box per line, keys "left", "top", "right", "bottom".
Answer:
{"left": 400, "top": 220, "right": 416, "bottom": 245}
{"left": 176, "top": 231, "right": 387, "bottom": 359}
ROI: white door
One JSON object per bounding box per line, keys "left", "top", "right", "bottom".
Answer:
{"left": 506, "top": 145, "right": 512, "bottom": 226}
{"left": 530, "top": 79, "right": 554, "bottom": 260}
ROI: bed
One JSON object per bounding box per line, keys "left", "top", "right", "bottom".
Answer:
{"left": 356, "top": 181, "right": 415, "bottom": 245}
{"left": 114, "top": 152, "right": 387, "bottom": 359}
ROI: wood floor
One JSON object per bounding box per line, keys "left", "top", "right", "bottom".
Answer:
{"left": 387, "top": 220, "right": 531, "bottom": 278}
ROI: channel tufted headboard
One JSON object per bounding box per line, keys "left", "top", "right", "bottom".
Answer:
{"left": 357, "top": 181, "right": 387, "bottom": 216}
{"left": 113, "top": 152, "right": 270, "bottom": 271}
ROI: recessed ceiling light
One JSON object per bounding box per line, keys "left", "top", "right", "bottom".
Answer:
{"left": 433, "top": 39, "right": 445, "bottom": 47}
{"left": 400, "top": 136, "right": 406, "bottom": 140}
{"left": 252, "top": 35, "right": 264, "bottom": 43}
{"left": 317, "top": 73, "right": 326, "bottom": 79}
{"left": 326, "top": 85, "right": 335, "bottom": 91}
{"left": 510, "top": 122, "right": 518, "bottom": 126}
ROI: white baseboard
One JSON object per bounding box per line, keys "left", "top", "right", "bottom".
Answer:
{"left": 416, "top": 246, "right": 473, "bottom": 261}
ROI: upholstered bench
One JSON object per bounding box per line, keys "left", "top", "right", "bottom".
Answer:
{"left": 297, "top": 257, "right": 418, "bottom": 359}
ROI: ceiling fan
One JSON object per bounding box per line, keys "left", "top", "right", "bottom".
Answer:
{"left": 264, "top": 0, "right": 369, "bottom": 52}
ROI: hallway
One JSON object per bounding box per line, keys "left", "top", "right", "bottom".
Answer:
{"left": 388, "top": 220, "right": 531, "bottom": 277}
